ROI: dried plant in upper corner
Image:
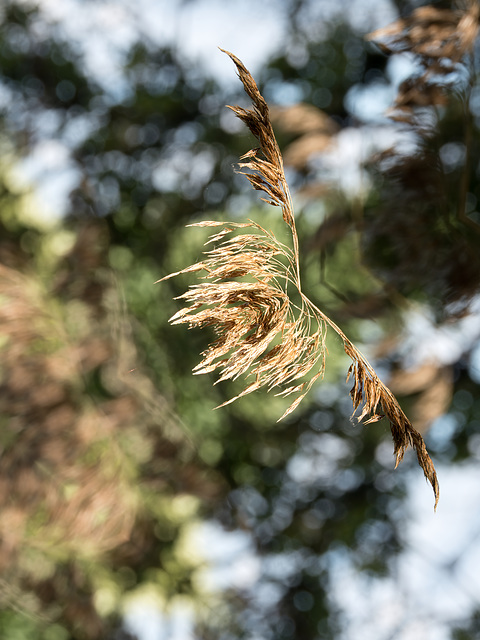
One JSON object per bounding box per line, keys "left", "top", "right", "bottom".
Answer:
{"left": 367, "top": 1, "right": 480, "bottom": 124}
{"left": 160, "top": 50, "right": 439, "bottom": 510}
{"left": 366, "top": 3, "right": 480, "bottom": 307}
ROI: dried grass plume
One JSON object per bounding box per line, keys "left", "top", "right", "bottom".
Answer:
{"left": 160, "top": 50, "right": 439, "bottom": 510}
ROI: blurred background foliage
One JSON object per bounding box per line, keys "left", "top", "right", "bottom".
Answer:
{"left": 1, "top": 0, "right": 480, "bottom": 639}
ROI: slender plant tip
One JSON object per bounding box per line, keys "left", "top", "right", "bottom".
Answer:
{"left": 162, "top": 50, "right": 439, "bottom": 509}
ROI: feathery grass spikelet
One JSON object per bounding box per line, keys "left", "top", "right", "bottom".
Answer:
{"left": 160, "top": 50, "right": 439, "bottom": 509}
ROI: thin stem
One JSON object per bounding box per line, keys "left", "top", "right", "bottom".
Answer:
{"left": 301, "top": 292, "right": 375, "bottom": 375}
{"left": 280, "top": 171, "right": 302, "bottom": 290}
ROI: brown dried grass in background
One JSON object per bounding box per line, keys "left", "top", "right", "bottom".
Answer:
{"left": 0, "top": 223, "right": 219, "bottom": 634}
{"left": 162, "top": 51, "right": 439, "bottom": 509}
{"left": 368, "top": 0, "right": 480, "bottom": 123}
{"left": 365, "top": 2, "right": 480, "bottom": 309}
